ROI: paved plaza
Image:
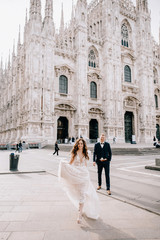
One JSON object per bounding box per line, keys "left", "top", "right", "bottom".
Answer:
{"left": 0, "top": 148, "right": 160, "bottom": 240}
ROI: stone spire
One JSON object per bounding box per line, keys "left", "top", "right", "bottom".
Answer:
{"left": 29, "top": 0, "right": 35, "bottom": 20}
{"left": 44, "top": 0, "right": 53, "bottom": 22}
{"left": 17, "top": 25, "right": 21, "bottom": 56}
{"left": 70, "top": 0, "right": 75, "bottom": 27}
{"left": 36, "top": 0, "right": 42, "bottom": 21}
{"left": 60, "top": 3, "right": 64, "bottom": 34}
{"left": 8, "top": 50, "right": 10, "bottom": 69}
{"left": 0, "top": 56, "right": 4, "bottom": 83}
{"left": 136, "top": 0, "right": 148, "bottom": 13}
{"left": 0, "top": 56, "right": 3, "bottom": 71}
{"left": 18, "top": 25, "right": 21, "bottom": 46}
{"left": 12, "top": 39, "right": 15, "bottom": 57}
{"left": 43, "top": 0, "right": 55, "bottom": 36}
{"left": 71, "top": 0, "right": 74, "bottom": 20}
{"left": 76, "top": 0, "right": 87, "bottom": 7}
{"left": 29, "top": 0, "right": 42, "bottom": 21}
{"left": 25, "top": 8, "right": 28, "bottom": 24}
{"left": 159, "top": 21, "right": 160, "bottom": 45}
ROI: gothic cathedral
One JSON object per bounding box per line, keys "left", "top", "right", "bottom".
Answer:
{"left": 0, "top": 0, "right": 160, "bottom": 144}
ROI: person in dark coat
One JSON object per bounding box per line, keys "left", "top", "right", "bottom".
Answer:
{"left": 93, "top": 133, "right": 112, "bottom": 195}
{"left": 18, "top": 141, "right": 22, "bottom": 152}
{"left": 53, "top": 141, "right": 59, "bottom": 155}
{"left": 15, "top": 143, "right": 19, "bottom": 152}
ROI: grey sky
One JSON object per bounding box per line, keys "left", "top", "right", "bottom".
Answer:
{"left": 0, "top": 0, "right": 159, "bottom": 63}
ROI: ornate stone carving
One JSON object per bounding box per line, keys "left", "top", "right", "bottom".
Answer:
{"left": 55, "top": 104, "right": 76, "bottom": 112}
{"left": 120, "top": 0, "right": 136, "bottom": 20}
{"left": 55, "top": 65, "right": 74, "bottom": 78}
{"left": 88, "top": 108, "right": 104, "bottom": 118}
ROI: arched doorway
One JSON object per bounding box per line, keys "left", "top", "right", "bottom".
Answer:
{"left": 57, "top": 117, "right": 68, "bottom": 143}
{"left": 156, "top": 124, "right": 160, "bottom": 141}
{"left": 124, "top": 112, "right": 133, "bottom": 143}
{"left": 89, "top": 119, "right": 98, "bottom": 142}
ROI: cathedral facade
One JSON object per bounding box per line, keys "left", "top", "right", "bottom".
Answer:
{"left": 0, "top": 0, "right": 160, "bottom": 144}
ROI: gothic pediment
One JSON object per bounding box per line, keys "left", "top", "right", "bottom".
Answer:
{"left": 55, "top": 64, "right": 74, "bottom": 77}
{"left": 89, "top": 107, "right": 104, "bottom": 115}
{"left": 123, "top": 96, "right": 141, "bottom": 109}
{"left": 154, "top": 87, "right": 160, "bottom": 93}
{"left": 121, "top": 52, "right": 135, "bottom": 61}
{"left": 55, "top": 103, "right": 76, "bottom": 111}
{"left": 88, "top": 72, "right": 102, "bottom": 81}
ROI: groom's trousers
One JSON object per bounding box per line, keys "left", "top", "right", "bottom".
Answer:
{"left": 97, "top": 161, "right": 110, "bottom": 190}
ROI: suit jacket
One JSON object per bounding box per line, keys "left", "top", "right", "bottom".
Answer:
{"left": 93, "top": 142, "right": 112, "bottom": 163}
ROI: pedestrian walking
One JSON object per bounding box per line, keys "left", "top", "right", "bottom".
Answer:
{"left": 113, "top": 136, "right": 116, "bottom": 144}
{"left": 53, "top": 141, "right": 59, "bottom": 155}
{"left": 15, "top": 143, "right": 19, "bottom": 153}
{"left": 18, "top": 141, "right": 22, "bottom": 152}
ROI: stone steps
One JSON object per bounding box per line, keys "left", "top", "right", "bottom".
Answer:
{"left": 44, "top": 144, "right": 160, "bottom": 155}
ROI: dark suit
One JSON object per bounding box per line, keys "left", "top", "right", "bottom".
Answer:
{"left": 93, "top": 142, "right": 112, "bottom": 190}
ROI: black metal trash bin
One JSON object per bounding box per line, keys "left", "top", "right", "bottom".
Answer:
{"left": 10, "top": 153, "right": 19, "bottom": 171}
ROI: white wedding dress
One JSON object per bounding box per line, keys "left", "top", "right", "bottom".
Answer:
{"left": 58, "top": 155, "right": 99, "bottom": 219}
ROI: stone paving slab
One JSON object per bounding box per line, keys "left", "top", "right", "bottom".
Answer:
{"left": 8, "top": 232, "right": 45, "bottom": 240}
{"left": 0, "top": 172, "right": 160, "bottom": 240}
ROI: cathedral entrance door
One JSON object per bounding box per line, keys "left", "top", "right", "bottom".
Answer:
{"left": 57, "top": 117, "right": 68, "bottom": 143}
{"left": 156, "top": 124, "right": 160, "bottom": 141}
{"left": 89, "top": 119, "right": 98, "bottom": 142}
{"left": 124, "top": 112, "right": 133, "bottom": 143}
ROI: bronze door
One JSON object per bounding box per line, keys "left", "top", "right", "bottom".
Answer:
{"left": 89, "top": 119, "right": 98, "bottom": 141}
{"left": 125, "top": 112, "right": 133, "bottom": 143}
{"left": 57, "top": 117, "right": 68, "bottom": 143}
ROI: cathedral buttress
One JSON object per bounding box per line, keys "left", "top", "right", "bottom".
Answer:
{"left": 136, "top": 0, "right": 155, "bottom": 142}
{"left": 74, "top": 0, "right": 88, "bottom": 138}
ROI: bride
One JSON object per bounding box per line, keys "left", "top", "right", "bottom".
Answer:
{"left": 58, "top": 138, "right": 99, "bottom": 224}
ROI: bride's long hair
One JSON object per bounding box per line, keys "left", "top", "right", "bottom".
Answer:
{"left": 70, "top": 138, "right": 89, "bottom": 164}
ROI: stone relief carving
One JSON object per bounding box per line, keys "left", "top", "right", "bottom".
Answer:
{"left": 55, "top": 65, "right": 74, "bottom": 78}
{"left": 89, "top": 108, "right": 104, "bottom": 114}
{"left": 55, "top": 104, "right": 76, "bottom": 112}
{"left": 126, "top": 99, "right": 134, "bottom": 106}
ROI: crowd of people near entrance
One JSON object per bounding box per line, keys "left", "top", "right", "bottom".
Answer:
{"left": 15, "top": 140, "right": 24, "bottom": 153}
{"left": 153, "top": 136, "right": 160, "bottom": 148}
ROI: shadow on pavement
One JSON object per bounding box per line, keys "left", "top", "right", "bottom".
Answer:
{"left": 81, "top": 217, "right": 136, "bottom": 240}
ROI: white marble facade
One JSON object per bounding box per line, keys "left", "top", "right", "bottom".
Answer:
{"left": 0, "top": 0, "right": 160, "bottom": 144}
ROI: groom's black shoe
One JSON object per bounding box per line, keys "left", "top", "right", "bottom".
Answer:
{"left": 97, "top": 186, "right": 101, "bottom": 190}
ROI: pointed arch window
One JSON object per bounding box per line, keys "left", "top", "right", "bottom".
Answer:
{"left": 124, "top": 65, "right": 131, "bottom": 82}
{"left": 121, "top": 24, "right": 129, "bottom": 47}
{"left": 90, "top": 81, "right": 97, "bottom": 98}
{"left": 59, "top": 75, "right": 68, "bottom": 94}
{"left": 88, "top": 49, "right": 97, "bottom": 68}
{"left": 155, "top": 94, "right": 158, "bottom": 108}
{"left": 153, "top": 68, "right": 158, "bottom": 84}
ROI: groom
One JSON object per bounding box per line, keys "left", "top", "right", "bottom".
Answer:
{"left": 93, "top": 133, "right": 112, "bottom": 195}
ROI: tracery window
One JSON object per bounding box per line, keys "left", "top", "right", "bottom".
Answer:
{"left": 124, "top": 65, "right": 131, "bottom": 82}
{"left": 88, "top": 49, "right": 96, "bottom": 68}
{"left": 88, "top": 47, "right": 98, "bottom": 68}
{"left": 90, "top": 81, "right": 97, "bottom": 98}
{"left": 59, "top": 75, "right": 68, "bottom": 94}
{"left": 121, "top": 24, "right": 129, "bottom": 47}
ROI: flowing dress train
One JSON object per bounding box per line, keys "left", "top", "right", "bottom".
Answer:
{"left": 58, "top": 155, "right": 99, "bottom": 219}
